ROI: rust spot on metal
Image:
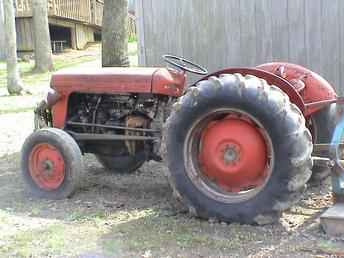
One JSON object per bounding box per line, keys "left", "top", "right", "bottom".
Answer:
{"left": 125, "top": 115, "right": 149, "bottom": 155}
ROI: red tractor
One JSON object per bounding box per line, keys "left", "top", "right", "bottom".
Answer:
{"left": 21, "top": 55, "right": 340, "bottom": 224}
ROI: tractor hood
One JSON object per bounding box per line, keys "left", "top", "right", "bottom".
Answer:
{"left": 50, "top": 67, "right": 186, "bottom": 97}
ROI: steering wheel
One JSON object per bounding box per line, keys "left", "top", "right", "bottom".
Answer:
{"left": 163, "top": 55, "right": 208, "bottom": 75}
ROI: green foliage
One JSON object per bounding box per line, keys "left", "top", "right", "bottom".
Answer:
{"left": 0, "top": 56, "right": 97, "bottom": 89}
{"left": 128, "top": 34, "right": 137, "bottom": 43}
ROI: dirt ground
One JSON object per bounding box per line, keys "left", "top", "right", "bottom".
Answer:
{"left": 0, "top": 112, "right": 344, "bottom": 257}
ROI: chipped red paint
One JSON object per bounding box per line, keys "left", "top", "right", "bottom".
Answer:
{"left": 152, "top": 68, "right": 186, "bottom": 97}
{"left": 257, "top": 63, "right": 337, "bottom": 116}
{"left": 29, "top": 143, "right": 65, "bottom": 190}
{"left": 198, "top": 67, "right": 306, "bottom": 113}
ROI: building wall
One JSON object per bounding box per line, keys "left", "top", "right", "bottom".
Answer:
{"left": 15, "top": 17, "right": 34, "bottom": 52}
{"left": 0, "top": 0, "right": 5, "bottom": 60}
{"left": 75, "top": 23, "right": 95, "bottom": 49}
{"left": 136, "top": 0, "right": 344, "bottom": 95}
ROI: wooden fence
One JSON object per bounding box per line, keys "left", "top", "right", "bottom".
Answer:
{"left": 136, "top": 0, "right": 344, "bottom": 94}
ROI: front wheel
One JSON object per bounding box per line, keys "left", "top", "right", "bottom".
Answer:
{"left": 165, "top": 74, "right": 313, "bottom": 224}
{"left": 21, "top": 128, "right": 82, "bottom": 199}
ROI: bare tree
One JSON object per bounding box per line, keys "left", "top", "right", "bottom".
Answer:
{"left": 0, "top": 0, "right": 6, "bottom": 60}
{"left": 32, "top": 0, "right": 53, "bottom": 72}
{"left": 102, "top": 0, "right": 129, "bottom": 67}
{"left": 4, "top": 0, "right": 23, "bottom": 95}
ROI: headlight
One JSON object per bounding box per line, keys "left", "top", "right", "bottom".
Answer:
{"left": 45, "top": 88, "right": 61, "bottom": 108}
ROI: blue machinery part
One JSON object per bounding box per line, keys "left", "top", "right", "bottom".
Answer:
{"left": 320, "top": 116, "right": 344, "bottom": 237}
{"left": 330, "top": 116, "right": 344, "bottom": 199}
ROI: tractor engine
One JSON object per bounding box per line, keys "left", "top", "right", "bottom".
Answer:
{"left": 65, "top": 93, "right": 164, "bottom": 160}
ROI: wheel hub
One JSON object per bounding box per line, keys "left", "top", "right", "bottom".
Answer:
{"left": 43, "top": 160, "right": 54, "bottom": 174}
{"left": 199, "top": 117, "right": 268, "bottom": 192}
{"left": 223, "top": 144, "right": 240, "bottom": 165}
{"left": 29, "top": 143, "right": 65, "bottom": 190}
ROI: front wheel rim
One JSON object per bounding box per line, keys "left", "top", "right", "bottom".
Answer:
{"left": 184, "top": 108, "right": 274, "bottom": 204}
{"left": 28, "top": 143, "right": 65, "bottom": 191}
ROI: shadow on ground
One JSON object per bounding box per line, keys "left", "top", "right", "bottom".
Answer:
{"left": 0, "top": 152, "right": 343, "bottom": 258}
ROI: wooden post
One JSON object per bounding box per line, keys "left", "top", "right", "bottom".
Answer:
{"left": 4, "top": 0, "right": 24, "bottom": 94}
{"left": 91, "top": 0, "right": 96, "bottom": 24}
{"left": 136, "top": 0, "right": 146, "bottom": 66}
{"left": 52, "top": 0, "right": 57, "bottom": 16}
{"left": 0, "top": 0, "right": 6, "bottom": 60}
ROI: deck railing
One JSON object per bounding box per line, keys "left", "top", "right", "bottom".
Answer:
{"left": 15, "top": 0, "right": 103, "bottom": 27}
{"left": 15, "top": 0, "right": 32, "bottom": 17}
{"left": 15, "top": 0, "right": 136, "bottom": 33}
{"left": 53, "top": 0, "right": 92, "bottom": 24}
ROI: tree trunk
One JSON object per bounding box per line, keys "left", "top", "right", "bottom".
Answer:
{"left": 32, "top": 0, "right": 53, "bottom": 72}
{"left": 102, "top": 0, "right": 129, "bottom": 67}
{"left": 4, "top": 0, "right": 23, "bottom": 95}
{"left": 0, "top": 0, "right": 6, "bottom": 60}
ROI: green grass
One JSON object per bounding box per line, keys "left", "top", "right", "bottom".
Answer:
{"left": 0, "top": 207, "right": 243, "bottom": 258}
{"left": 1, "top": 223, "right": 102, "bottom": 258}
{"left": 0, "top": 55, "right": 97, "bottom": 89}
{"left": 128, "top": 34, "right": 138, "bottom": 43}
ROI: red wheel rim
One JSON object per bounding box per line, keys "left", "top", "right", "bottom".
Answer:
{"left": 29, "top": 143, "right": 65, "bottom": 190}
{"left": 184, "top": 109, "right": 274, "bottom": 203}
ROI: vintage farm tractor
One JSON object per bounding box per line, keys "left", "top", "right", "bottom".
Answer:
{"left": 21, "top": 55, "right": 344, "bottom": 225}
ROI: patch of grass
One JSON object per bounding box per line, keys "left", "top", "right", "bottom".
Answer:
{"left": 0, "top": 223, "right": 103, "bottom": 258}
{"left": 53, "top": 55, "right": 98, "bottom": 71}
{"left": 67, "top": 209, "right": 107, "bottom": 222}
{"left": 128, "top": 35, "right": 137, "bottom": 43}
{"left": 316, "top": 240, "right": 344, "bottom": 255}
{"left": 0, "top": 94, "right": 42, "bottom": 114}
{"left": 101, "top": 212, "right": 238, "bottom": 257}
{"left": 0, "top": 55, "right": 98, "bottom": 90}
{"left": 0, "top": 208, "right": 163, "bottom": 258}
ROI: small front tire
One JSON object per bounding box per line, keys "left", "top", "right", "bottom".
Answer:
{"left": 21, "top": 128, "right": 83, "bottom": 199}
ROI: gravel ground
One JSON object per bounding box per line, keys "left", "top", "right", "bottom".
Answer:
{"left": 0, "top": 111, "right": 344, "bottom": 258}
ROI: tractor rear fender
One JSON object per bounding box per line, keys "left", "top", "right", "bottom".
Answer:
{"left": 197, "top": 67, "right": 306, "bottom": 114}
{"left": 257, "top": 63, "right": 337, "bottom": 116}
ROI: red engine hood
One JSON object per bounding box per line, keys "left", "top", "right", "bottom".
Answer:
{"left": 51, "top": 67, "right": 186, "bottom": 96}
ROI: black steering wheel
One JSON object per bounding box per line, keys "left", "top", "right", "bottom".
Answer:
{"left": 163, "top": 55, "right": 208, "bottom": 75}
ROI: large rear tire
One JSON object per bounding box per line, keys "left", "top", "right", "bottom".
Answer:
{"left": 164, "top": 74, "right": 313, "bottom": 224}
{"left": 21, "top": 128, "right": 82, "bottom": 199}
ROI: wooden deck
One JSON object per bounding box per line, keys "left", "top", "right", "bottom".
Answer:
{"left": 14, "top": 0, "right": 136, "bottom": 52}
{"left": 15, "top": 0, "right": 103, "bottom": 27}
